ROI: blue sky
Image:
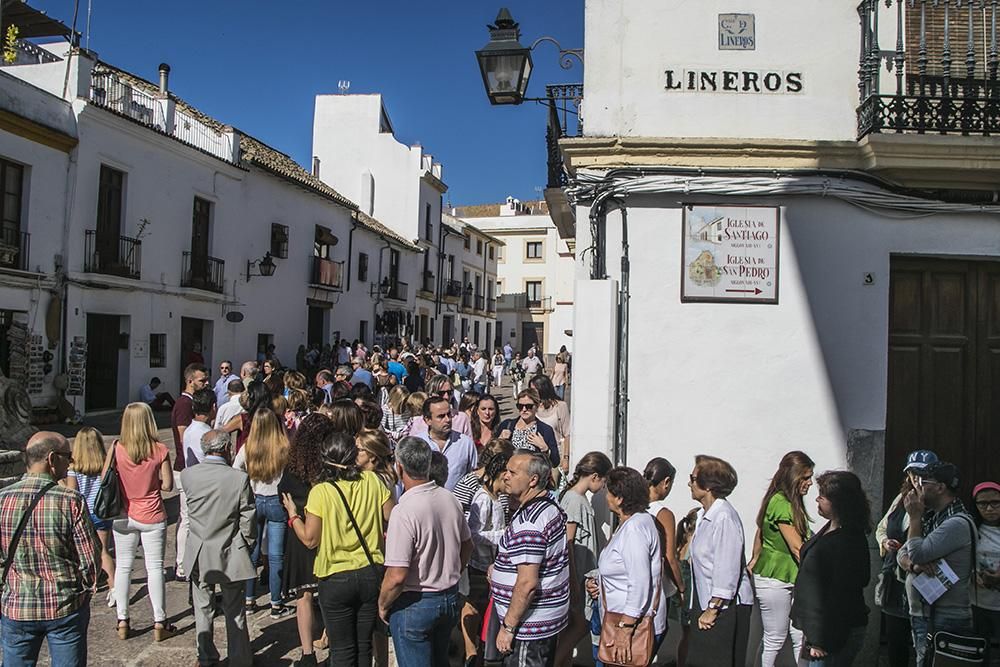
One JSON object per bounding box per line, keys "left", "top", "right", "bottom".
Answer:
{"left": 35, "top": 0, "right": 583, "bottom": 207}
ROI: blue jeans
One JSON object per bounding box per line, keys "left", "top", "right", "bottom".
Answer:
{"left": 912, "top": 609, "right": 975, "bottom": 667}
{"left": 2, "top": 604, "right": 90, "bottom": 666}
{"left": 245, "top": 493, "right": 286, "bottom": 605}
{"left": 554, "top": 385, "right": 565, "bottom": 400}
{"left": 388, "top": 587, "right": 459, "bottom": 667}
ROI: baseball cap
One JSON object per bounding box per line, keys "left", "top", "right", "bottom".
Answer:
{"left": 904, "top": 450, "right": 939, "bottom": 473}
{"left": 917, "top": 461, "right": 960, "bottom": 490}
{"left": 973, "top": 481, "right": 1000, "bottom": 497}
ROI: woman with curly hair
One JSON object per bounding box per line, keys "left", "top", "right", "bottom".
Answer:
{"left": 280, "top": 413, "right": 336, "bottom": 666}
{"left": 282, "top": 430, "right": 395, "bottom": 666}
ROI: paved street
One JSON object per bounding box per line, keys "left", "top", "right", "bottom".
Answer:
{"left": 15, "top": 386, "right": 530, "bottom": 666}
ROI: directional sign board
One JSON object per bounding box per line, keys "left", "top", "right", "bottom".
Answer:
{"left": 681, "top": 205, "right": 779, "bottom": 304}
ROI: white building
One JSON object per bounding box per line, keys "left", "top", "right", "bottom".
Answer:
{"left": 457, "top": 197, "right": 574, "bottom": 359}
{"left": 312, "top": 94, "right": 452, "bottom": 345}
{"left": 552, "top": 0, "right": 1000, "bottom": 609}
{"left": 0, "top": 31, "right": 422, "bottom": 415}
{"left": 441, "top": 213, "right": 500, "bottom": 351}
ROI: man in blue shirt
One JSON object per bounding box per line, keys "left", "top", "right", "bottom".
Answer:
{"left": 416, "top": 396, "right": 477, "bottom": 491}
{"left": 350, "top": 357, "right": 375, "bottom": 390}
{"left": 387, "top": 348, "right": 408, "bottom": 384}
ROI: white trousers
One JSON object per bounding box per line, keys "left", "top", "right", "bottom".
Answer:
{"left": 173, "top": 471, "right": 188, "bottom": 573}
{"left": 113, "top": 517, "right": 167, "bottom": 623}
{"left": 754, "top": 573, "right": 804, "bottom": 667}
{"left": 492, "top": 367, "right": 504, "bottom": 387}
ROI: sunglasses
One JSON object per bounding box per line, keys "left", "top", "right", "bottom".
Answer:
{"left": 517, "top": 403, "right": 536, "bottom": 410}
{"left": 52, "top": 451, "right": 74, "bottom": 463}
{"left": 437, "top": 390, "right": 453, "bottom": 397}
{"left": 976, "top": 500, "right": 1000, "bottom": 511}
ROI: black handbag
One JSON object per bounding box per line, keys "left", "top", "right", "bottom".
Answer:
{"left": 93, "top": 443, "right": 124, "bottom": 520}
{"left": 927, "top": 516, "right": 988, "bottom": 667}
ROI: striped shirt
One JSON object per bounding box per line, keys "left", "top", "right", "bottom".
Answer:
{"left": 490, "top": 494, "right": 570, "bottom": 640}
{"left": 67, "top": 469, "right": 100, "bottom": 515}
{"left": 0, "top": 473, "right": 100, "bottom": 621}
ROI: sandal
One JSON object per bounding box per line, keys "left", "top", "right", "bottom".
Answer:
{"left": 312, "top": 631, "right": 328, "bottom": 650}
{"left": 117, "top": 619, "right": 130, "bottom": 640}
{"left": 153, "top": 622, "right": 177, "bottom": 642}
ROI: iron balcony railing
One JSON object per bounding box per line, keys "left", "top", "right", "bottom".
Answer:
{"left": 443, "top": 279, "right": 463, "bottom": 299}
{"left": 546, "top": 83, "right": 583, "bottom": 188}
{"left": 387, "top": 279, "right": 408, "bottom": 301}
{"left": 312, "top": 257, "right": 344, "bottom": 290}
{"left": 84, "top": 230, "right": 141, "bottom": 279}
{"left": 858, "top": 0, "right": 1000, "bottom": 137}
{"left": 181, "top": 251, "right": 225, "bottom": 293}
{"left": 526, "top": 295, "right": 553, "bottom": 311}
{"left": 0, "top": 228, "right": 28, "bottom": 271}
{"left": 89, "top": 70, "right": 166, "bottom": 130}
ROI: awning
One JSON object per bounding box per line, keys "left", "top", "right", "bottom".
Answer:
{"left": 2, "top": 1, "right": 77, "bottom": 40}
{"left": 314, "top": 225, "right": 338, "bottom": 246}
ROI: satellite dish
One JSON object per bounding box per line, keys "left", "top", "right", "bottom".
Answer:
{"left": 226, "top": 311, "right": 245, "bottom": 323}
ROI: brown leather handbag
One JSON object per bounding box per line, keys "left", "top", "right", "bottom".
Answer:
{"left": 596, "top": 575, "right": 661, "bottom": 667}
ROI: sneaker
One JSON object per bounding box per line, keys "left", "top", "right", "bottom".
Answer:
{"left": 291, "top": 654, "right": 317, "bottom": 667}
{"left": 269, "top": 604, "right": 290, "bottom": 619}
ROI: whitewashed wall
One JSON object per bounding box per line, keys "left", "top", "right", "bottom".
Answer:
{"left": 572, "top": 190, "right": 1000, "bottom": 536}
{"left": 582, "top": 0, "right": 859, "bottom": 140}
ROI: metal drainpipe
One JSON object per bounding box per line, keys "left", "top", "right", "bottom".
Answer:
{"left": 345, "top": 218, "right": 359, "bottom": 292}
{"left": 611, "top": 200, "right": 630, "bottom": 467}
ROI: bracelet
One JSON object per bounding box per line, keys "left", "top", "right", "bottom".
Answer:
{"left": 287, "top": 515, "right": 300, "bottom": 528}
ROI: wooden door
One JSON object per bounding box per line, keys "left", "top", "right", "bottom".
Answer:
{"left": 886, "top": 258, "right": 1000, "bottom": 506}
{"left": 190, "top": 197, "right": 211, "bottom": 283}
{"left": 85, "top": 314, "right": 119, "bottom": 410}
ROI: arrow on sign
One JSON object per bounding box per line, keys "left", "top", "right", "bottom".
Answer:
{"left": 726, "top": 288, "right": 762, "bottom": 295}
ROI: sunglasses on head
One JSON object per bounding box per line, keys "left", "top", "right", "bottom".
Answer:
{"left": 517, "top": 402, "right": 536, "bottom": 410}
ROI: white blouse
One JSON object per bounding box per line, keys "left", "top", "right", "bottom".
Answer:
{"left": 689, "top": 498, "right": 753, "bottom": 610}
{"left": 598, "top": 512, "right": 668, "bottom": 634}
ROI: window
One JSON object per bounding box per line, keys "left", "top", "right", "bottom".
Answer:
{"left": 1, "top": 159, "right": 25, "bottom": 270}
{"left": 448, "top": 254, "right": 455, "bottom": 279}
{"left": 270, "top": 223, "right": 289, "bottom": 259}
{"left": 425, "top": 203, "right": 433, "bottom": 240}
{"left": 476, "top": 239, "right": 483, "bottom": 255}
{"left": 359, "top": 320, "right": 368, "bottom": 344}
{"left": 358, "top": 252, "right": 369, "bottom": 282}
{"left": 95, "top": 164, "right": 123, "bottom": 241}
{"left": 464, "top": 233, "right": 470, "bottom": 250}
{"left": 474, "top": 320, "right": 480, "bottom": 347}
{"left": 149, "top": 333, "right": 166, "bottom": 368}
{"left": 488, "top": 246, "right": 495, "bottom": 260}
{"left": 389, "top": 249, "right": 400, "bottom": 282}
{"left": 526, "top": 280, "right": 543, "bottom": 307}
{"left": 526, "top": 241, "right": 543, "bottom": 259}
{"left": 314, "top": 225, "right": 335, "bottom": 259}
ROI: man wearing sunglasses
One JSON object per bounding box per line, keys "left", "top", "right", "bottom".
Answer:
{"left": 213, "top": 361, "right": 238, "bottom": 408}
{"left": 899, "top": 461, "right": 977, "bottom": 667}
{"left": 405, "top": 375, "right": 473, "bottom": 439}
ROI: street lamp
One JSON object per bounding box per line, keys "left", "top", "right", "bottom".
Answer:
{"left": 475, "top": 8, "right": 583, "bottom": 106}
{"left": 370, "top": 276, "right": 391, "bottom": 300}
{"left": 246, "top": 252, "right": 276, "bottom": 282}
{"left": 476, "top": 8, "right": 533, "bottom": 105}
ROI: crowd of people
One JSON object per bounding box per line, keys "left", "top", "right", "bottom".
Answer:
{"left": 1, "top": 339, "right": 999, "bottom": 667}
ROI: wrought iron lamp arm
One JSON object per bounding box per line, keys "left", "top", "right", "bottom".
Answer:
{"left": 529, "top": 36, "right": 584, "bottom": 70}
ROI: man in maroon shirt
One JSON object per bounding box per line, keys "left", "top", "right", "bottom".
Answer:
{"left": 171, "top": 363, "right": 207, "bottom": 580}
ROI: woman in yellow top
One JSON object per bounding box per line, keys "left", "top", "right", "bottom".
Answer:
{"left": 282, "top": 430, "right": 394, "bottom": 666}
{"left": 748, "top": 451, "right": 814, "bottom": 667}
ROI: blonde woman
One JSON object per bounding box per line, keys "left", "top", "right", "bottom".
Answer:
{"left": 356, "top": 429, "right": 398, "bottom": 491}
{"left": 400, "top": 390, "right": 427, "bottom": 438}
{"left": 381, "top": 385, "right": 410, "bottom": 441}
{"left": 233, "top": 408, "right": 290, "bottom": 617}
{"left": 104, "top": 402, "right": 175, "bottom": 641}
{"left": 65, "top": 427, "right": 116, "bottom": 605}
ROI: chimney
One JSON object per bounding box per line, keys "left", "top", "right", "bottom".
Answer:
{"left": 312, "top": 156, "right": 321, "bottom": 177}
{"left": 158, "top": 63, "right": 171, "bottom": 95}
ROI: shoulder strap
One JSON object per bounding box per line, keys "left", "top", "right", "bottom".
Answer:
{"left": 1, "top": 481, "right": 58, "bottom": 587}
{"left": 328, "top": 481, "right": 378, "bottom": 571}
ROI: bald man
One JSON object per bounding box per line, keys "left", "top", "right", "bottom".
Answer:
{"left": 0, "top": 432, "right": 100, "bottom": 664}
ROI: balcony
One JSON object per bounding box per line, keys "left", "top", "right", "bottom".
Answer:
{"left": 386, "top": 279, "right": 408, "bottom": 302}
{"left": 311, "top": 257, "right": 344, "bottom": 290}
{"left": 443, "top": 279, "right": 463, "bottom": 303}
{"left": 545, "top": 84, "right": 583, "bottom": 188}
{"left": 475, "top": 295, "right": 486, "bottom": 312}
{"left": 181, "top": 252, "right": 225, "bottom": 293}
{"left": 0, "top": 229, "right": 29, "bottom": 271}
{"left": 857, "top": 0, "right": 1000, "bottom": 138}
{"left": 527, "top": 295, "right": 553, "bottom": 311}
{"left": 84, "top": 230, "right": 141, "bottom": 280}
{"left": 487, "top": 297, "right": 497, "bottom": 313}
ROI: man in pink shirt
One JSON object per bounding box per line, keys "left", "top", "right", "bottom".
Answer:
{"left": 378, "top": 437, "right": 472, "bottom": 667}
{"left": 404, "top": 375, "right": 473, "bottom": 438}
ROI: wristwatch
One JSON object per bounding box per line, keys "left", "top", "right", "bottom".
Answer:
{"left": 501, "top": 622, "right": 516, "bottom": 635}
